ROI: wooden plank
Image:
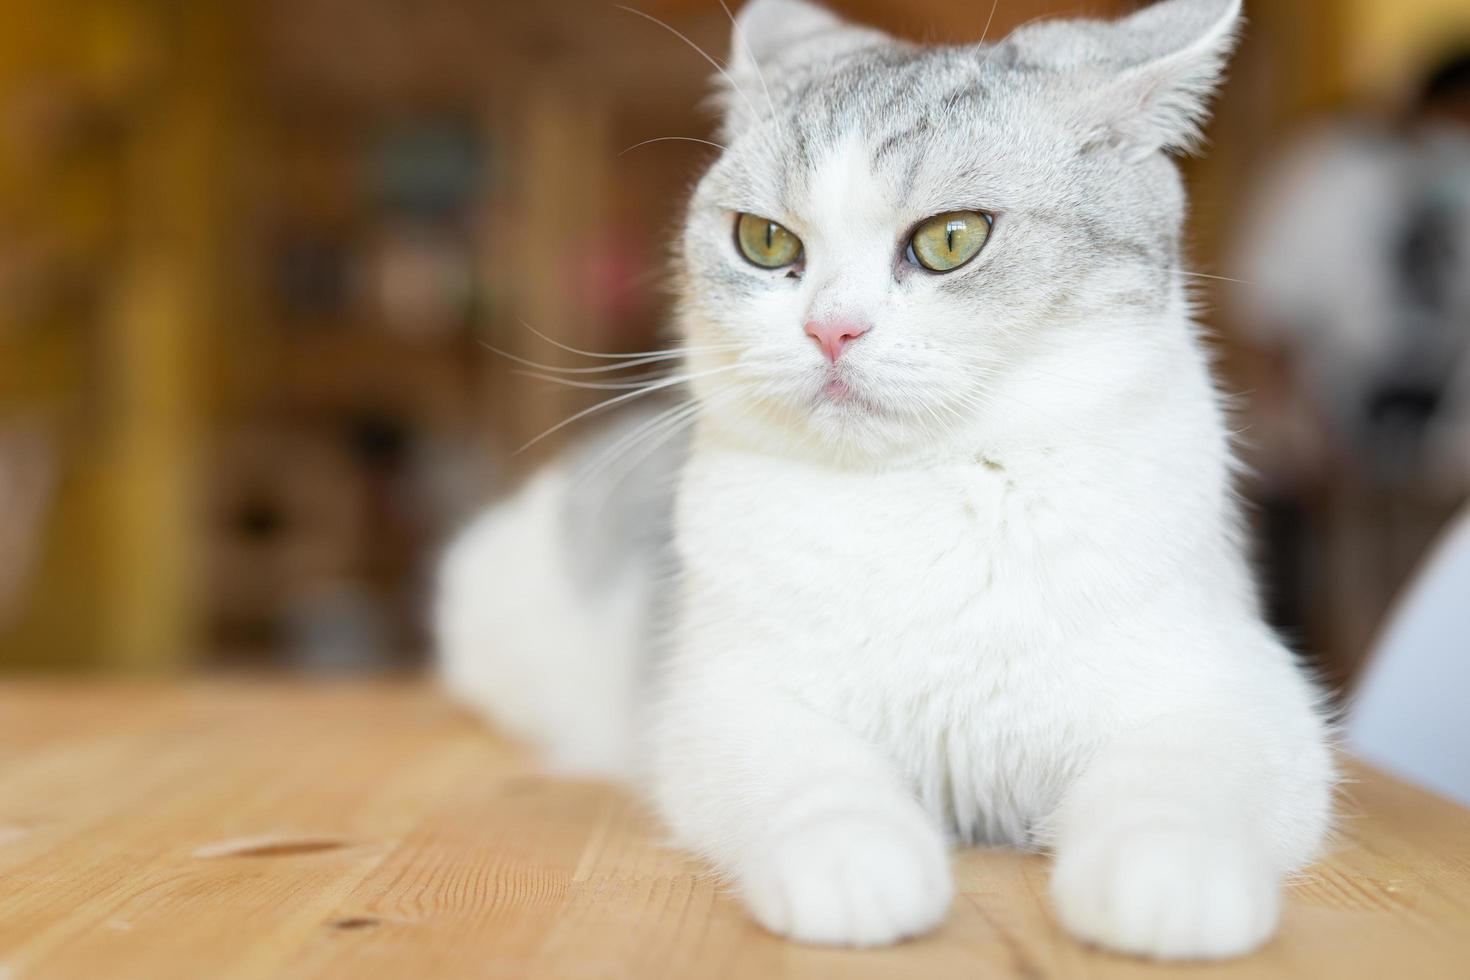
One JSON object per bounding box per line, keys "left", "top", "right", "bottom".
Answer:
{"left": 0, "top": 682, "right": 1466, "bottom": 979}
{"left": 0, "top": 685, "right": 486, "bottom": 979}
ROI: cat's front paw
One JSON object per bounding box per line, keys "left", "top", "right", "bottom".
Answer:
{"left": 739, "top": 806, "right": 952, "bottom": 946}
{"left": 1050, "top": 822, "right": 1280, "bottom": 960}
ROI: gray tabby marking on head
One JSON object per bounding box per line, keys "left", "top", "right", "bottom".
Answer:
{"left": 671, "top": 0, "right": 1241, "bottom": 461}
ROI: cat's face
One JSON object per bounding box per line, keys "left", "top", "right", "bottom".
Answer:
{"left": 676, "top": 0, "right": 1240, "bottom": 462}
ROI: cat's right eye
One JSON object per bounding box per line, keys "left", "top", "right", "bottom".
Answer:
{"left": 735, "top": 213, "right": 803, "bottom": 269}
{"left": 908, "top": 210, "right": 992, "bottom": 273}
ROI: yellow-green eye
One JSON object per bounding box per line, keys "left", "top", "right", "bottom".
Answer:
{"left": 908, "top": 210, "right": 992, "bottom": 272}
{"left": 735, "top": 213, "right": 803, "bottom": 269}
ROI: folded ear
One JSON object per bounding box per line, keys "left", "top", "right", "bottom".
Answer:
{"left": 719, "top": 0, "right": 891, "bottom": 132}
{"left": 1002, "top": 0, "right": 1243, "bottom": 160}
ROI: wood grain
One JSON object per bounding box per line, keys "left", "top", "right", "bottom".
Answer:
{"left": 0, "top": 682, "right": 1466, "bottom": 979}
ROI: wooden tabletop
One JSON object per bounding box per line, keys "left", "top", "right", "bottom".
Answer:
{"left": 1, "top": 682, "right": 1467, "bottom": 979}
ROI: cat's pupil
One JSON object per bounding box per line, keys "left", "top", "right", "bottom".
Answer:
{"left": 765, "top": 223, "right": 774, "bottom": 249}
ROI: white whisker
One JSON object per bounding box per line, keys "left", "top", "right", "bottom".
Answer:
{"left": 615, "top": 4, "right": 769, "bottom": 133}
{"left": 515, "top": 370, "right": 690, "bottom": 392}
{"left": 607, "top": 385, "right": 737, "bottom": 484}
{"left": 482, "top": 342, "right": 737, "bottom": 376}
{"left": 1103, "top": 262, "right": 1254, "bottom": 287}
{"left": 720, "top": 0, "right": 783, "bottom": 131}
{"left": 620, "top": 136, "right": 728, "bottom": 156}
{"left": 515, "top": 319, "right": 733, "bottom": 361}
{"left": 513, "top": 362, "right": 743, "bottom": 454}
{"left": 581, "top": 389, "right": 727, "bottom": 497}
{"left": 979, "top": 0, "right": 1002, "bottom": 45}
{"left": 1176, "top": 269, "right": 1253, "bottom": 286}
{"left": 576, "top": 395, "right": 702, "bottom": 489}
{"left": 580, "top": 382, "right": 750, "bottom": 521}
{"left": 980, "top": 12, "right": 1056, "bottom": 69}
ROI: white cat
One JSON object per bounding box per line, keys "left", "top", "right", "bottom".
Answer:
{"left": 436, "top": 0, "right": 1335, "bottom": 960}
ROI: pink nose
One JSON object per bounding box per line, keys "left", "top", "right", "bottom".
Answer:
{"left": 804, "top": 319, "right": 871, "bottom": 362}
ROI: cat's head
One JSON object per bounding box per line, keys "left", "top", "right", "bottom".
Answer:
{"left": 676, "top": 0, "right": 1241, "bottom": 463}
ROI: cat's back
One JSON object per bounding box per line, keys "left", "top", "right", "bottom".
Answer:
{"left": 435, "top": 404, "right": 686, "bottom": 775}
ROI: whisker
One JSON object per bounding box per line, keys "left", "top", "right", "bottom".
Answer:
{"left": 978, "top": 0, "right": 1002, "bottom": 45}
{"left": 515, "top": 319, "right": 732, "bottom": 361}
{"left": 614, "top": 4, "right": 768, "bottom": 132}
{"left": 514, "top": 370, "right": 691, "bottom": 391}
{"left": 720, "top": 0, "right": 783, "bottom": 130}
{"left": 587, "top": 381, "right": 748, "bottom": 502}
{"left": 481, "top": 341, "right": 737, "bottom": 376}
{"left": 1104, "top": 263, "right": 1255, "bottom": 287}
{"left": 582, "top": 382, "right": 752, "bottom": 520}
{"left": 620, "top": 136, "right": 728, "bottom": 156}
{"left": 513, "top": 362, "right": 743, "bottom": 454}
{"left": 580, "top": 390, "right": 724, "bottom": 494}
{"left": 1175, "top": 269, "right": 1253, "bottom": 286}
{"left": 980, "top": 12, "right": 1057, "bottom": 69}
{"left": 575, "top": 396, "right": 701, "bottom": 488}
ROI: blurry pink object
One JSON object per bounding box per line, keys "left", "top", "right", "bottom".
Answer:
{"left": 371, "top": 222, "right": 473, "bottom": 341}
{"left": 575, "top": 226, "right": 651, "bottom": 327}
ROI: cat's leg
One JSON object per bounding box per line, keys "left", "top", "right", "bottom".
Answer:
{"left": 1047, "top": 708, "right": 1333, "bottom": 960}
{"left": 647, "top": 674, "right": 952, "bottom": 946}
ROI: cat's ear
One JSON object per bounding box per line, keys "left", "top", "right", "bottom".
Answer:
{"left": 1003, "top": 0, "right": 1243, "bottom": 160}
{"left": 718, "top": 0, "right": 889, "bottom": 132}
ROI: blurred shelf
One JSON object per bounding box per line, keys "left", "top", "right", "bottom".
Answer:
{"left": 270, "top": 325, "right": 485, "bottom": 418}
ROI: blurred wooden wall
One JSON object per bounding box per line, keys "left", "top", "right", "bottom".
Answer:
{"left": 1, "top": 1, "right": 241, "bottom": 670}
{"left": 4, "top": 0, "right": 1465, "bottom": 672}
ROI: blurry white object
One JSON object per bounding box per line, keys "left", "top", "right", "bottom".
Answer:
{"left": 1348, "top": 506, "right": 1470, "bottom": 805}
{"left": 1233, "top": 122, "right": 1470, "bottom": 486}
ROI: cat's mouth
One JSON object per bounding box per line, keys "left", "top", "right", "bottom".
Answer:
{"left": 814, "top": 370, "right": 884, "bottom": 416}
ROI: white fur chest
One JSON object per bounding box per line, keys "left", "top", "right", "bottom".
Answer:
{"left": 671, "top": 442, "right": 1138, "bottom": 844}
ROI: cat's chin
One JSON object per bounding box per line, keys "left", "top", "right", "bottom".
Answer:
{"left": 810, "top": 372, "right": 888, "bottom": 418}
{"left": 798, "top": 399, "right": 937, "bottom": 463}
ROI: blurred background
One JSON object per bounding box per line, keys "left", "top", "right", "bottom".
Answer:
{"left": 1, "top": 0, "right": 1467, "bottom": 689}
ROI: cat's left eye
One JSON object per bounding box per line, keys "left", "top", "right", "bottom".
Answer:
{"left": 735, "top": 213, "right": 803, "bottom": 269}
{"left": 908, "top": 210, "right": 992, "bottom": 272}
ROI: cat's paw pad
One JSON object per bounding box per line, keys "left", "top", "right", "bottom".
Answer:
{"left": 1050, "top": 822, "right": 1280, "bottom": 960}
{"left": 740, "top": 808, "right": 952, "bottom": 946}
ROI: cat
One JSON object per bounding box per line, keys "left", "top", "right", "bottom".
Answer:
{"left": 436, "top": 0, "right": 1335, "bottom": 960}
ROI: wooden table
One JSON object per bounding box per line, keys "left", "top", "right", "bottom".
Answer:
{"left": 1, "top": 682, "right": 1467, "bottom": 979}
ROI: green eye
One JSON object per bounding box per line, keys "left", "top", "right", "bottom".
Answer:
{"left": 908, "top": 210, "right": 992, "bottom": 272}
{"left": 735, "top": 213, "right": 803, "bottom": 269}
